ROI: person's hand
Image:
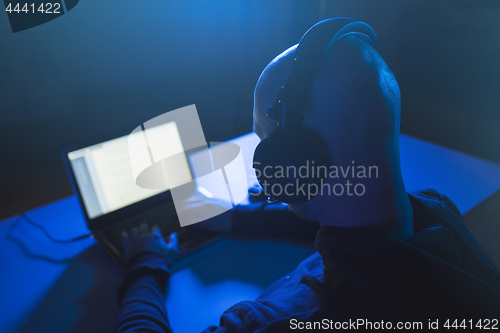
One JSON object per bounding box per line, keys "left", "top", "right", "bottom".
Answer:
{"left": 121, "top": 224, "right": 178, "bottom": 263}
{"left": 177, "top": 189, "right": 235, "bottom": 233}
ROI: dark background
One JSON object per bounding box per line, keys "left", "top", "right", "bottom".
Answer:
{"left": 1, "top": 0, "right": 499, "bottom": 220}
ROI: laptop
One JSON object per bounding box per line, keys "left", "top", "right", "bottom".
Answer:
{"left": 61, "top": 126, "right": 223, "bottom": 269}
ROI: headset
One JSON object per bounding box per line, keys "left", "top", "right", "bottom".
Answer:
{"left": 252, "top": 18, "right": 378, "bottom": 204}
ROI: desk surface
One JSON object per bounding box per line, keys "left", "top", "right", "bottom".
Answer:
{"left": 2, "top": 133, "right": 500, "bottom": 333}
{"left": 231, "top": 132, "right": 500, "bottom": 215}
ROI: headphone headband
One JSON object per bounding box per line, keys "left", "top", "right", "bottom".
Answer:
{"left": 268, "top": 18, "right": 378, "bottom": 126}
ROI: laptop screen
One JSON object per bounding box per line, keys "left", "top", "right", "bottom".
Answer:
{"left": 67, "top": 123, "right": 193, "bottom": 219}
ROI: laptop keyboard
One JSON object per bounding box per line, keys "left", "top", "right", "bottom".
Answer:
{"left": 100, "top": 201, "right": 222, "bottom": 263}
{"left": 101, "top": 201, "right": 180, "bottom": 253}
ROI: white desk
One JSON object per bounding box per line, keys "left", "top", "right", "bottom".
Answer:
{"left": 1, "top": 132, "right": 500, "bottom": 333}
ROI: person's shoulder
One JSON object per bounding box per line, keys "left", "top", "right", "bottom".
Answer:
{"left": 409, "top": 188, "right": 462, "bottom": 220}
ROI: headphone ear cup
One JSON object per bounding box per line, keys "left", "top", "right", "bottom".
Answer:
{"left": 253, "top": 128, "right": 329, "bottom": 203}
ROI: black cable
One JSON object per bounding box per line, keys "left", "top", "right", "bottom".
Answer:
{"left": 19, "top": 213, "right": 93, "bottom": 243}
